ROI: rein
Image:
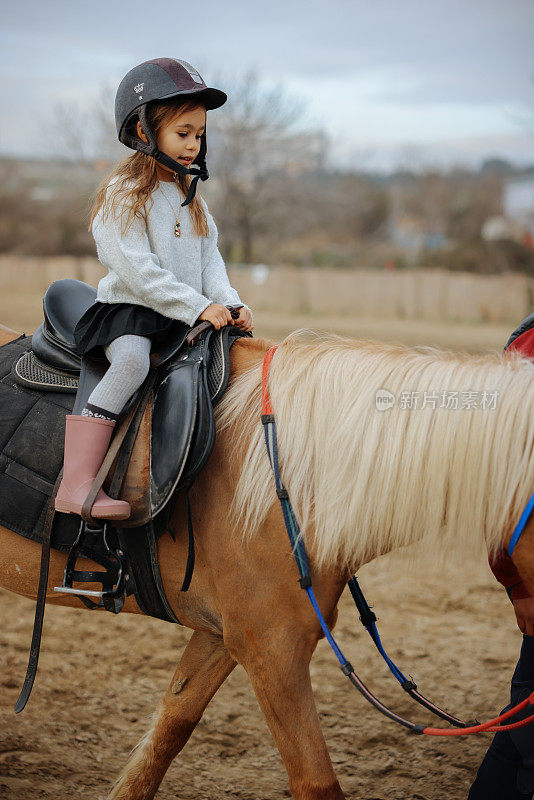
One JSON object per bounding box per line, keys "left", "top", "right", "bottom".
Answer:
{"left": 508, "top": 492, "right": 534, "bottom": 556}
{"left": 261, "top": 344, "right": 534, "bottom": 735}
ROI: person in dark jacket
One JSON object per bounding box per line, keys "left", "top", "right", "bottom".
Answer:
{"left": 469, "top": 312, "right": 534, "bottom": 799}
{"left": 468, "top": 551, "right": 534, "bottom": 800}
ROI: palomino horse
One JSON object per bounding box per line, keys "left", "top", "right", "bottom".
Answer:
{"left": 2, "top": 321, "right": 534, "bottom": 800}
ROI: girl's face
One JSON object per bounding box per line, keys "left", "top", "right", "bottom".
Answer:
{"left": 137, "top": 105, "right": 207, "bottom": 182}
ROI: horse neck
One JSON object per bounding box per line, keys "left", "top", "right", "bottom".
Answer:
{"left": 262, "top": 337, "right": 534, "bottom": 573}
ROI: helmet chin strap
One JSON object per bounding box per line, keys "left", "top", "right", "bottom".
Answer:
{"left": 136, "top": 106, "right": 209, "bottom": 206}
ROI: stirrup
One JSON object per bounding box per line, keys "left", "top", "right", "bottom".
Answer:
{"left": 54, "top": 520, "right": 126, "bottom": 613}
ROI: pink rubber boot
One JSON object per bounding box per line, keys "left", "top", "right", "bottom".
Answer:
{"left": 55, "top": 415, "right": 131, "bottom": 520}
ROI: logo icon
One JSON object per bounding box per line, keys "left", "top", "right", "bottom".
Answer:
{"left": 176, "top": 59, "right": 203, "bottom": 85}
{"left": 375, "top": 389, "right": 395, "bottom": 411}
{"left": 134, "top": 82, "right": 144, "bottom": 94}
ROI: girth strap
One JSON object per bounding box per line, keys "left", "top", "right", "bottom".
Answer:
{"left": 180, "top": 489, "right": 195, "bottom": 592}
{"left": 116, "top": 522, "right": 180, "bottom": 623}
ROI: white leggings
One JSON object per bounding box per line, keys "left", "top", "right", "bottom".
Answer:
{"left": 86, "top": 335, "right": 152, "bottom": 415}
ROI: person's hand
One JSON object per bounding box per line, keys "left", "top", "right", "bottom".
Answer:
{"left": 198, "top": 303, "right": 234, "bottom": 330}
{"left": 513, "top": 596, "right": 534, "bottom": 637}
{"left": 234, "top": 306, "right": 254, "bottom": 332}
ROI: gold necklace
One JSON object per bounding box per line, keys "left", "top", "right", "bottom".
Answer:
{"left": 158, "top": 182, "right": 183, "bottom": 237}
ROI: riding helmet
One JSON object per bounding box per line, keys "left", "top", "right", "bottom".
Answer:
{"left": 115, "top": 58, "right": 227, "bottom": 206}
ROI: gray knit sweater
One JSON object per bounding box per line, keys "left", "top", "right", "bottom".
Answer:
{"left": 93, "top": 181, "right": 244, "bottom": 327}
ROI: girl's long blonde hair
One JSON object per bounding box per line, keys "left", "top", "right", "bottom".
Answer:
{"left": 89, "top": 99, "right": 209, "bottom": 237}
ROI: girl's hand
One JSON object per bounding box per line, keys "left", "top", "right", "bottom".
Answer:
{"left": 198, "top": 303, "right": 234, "bottom": 330}
{"left": 234, "top": 306, "right": 254, "bottom": 332}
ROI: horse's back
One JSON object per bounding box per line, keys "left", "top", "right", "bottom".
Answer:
{"left": 0, "top": 325, "right": 20, "bottom": 346}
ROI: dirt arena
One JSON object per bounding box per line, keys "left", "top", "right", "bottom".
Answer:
{"left": 0, "top": 298, "right": 525, "bottom": 799}
{"left": 0, "top": 556, "right": 521, "bottom": 800}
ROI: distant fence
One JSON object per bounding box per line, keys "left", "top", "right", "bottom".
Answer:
{"left": 0, "top": 255, "right": 532, "bottom": 324}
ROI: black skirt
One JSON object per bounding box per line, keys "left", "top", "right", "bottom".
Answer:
{"left": 74, "top": 301, "right": 188, "bottom": 358}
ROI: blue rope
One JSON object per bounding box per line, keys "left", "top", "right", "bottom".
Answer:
{"left": 305, "top": 585, "right": 347, "bottom": 665}
{"left": 263, "top": 416, "right": 417, "bottom": 685}
{"left": 367, "top": 621, "right": 409, "bottom": 684}
{"left": 263, "top": 418, "right": 349, "bottom": 665}
{"left": 508, "top": 490, "right": 534, "bottom": 556}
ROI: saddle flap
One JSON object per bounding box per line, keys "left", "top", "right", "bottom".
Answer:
{"left": 180, "top": 354, "right": 216, "bottom": 485}
{"left": 115, "top": 336, "right": 207, "bottom": 527}
{"left": 150, "top": 340, "right": 204, "bottom": 514}
{"left": 114, "top": 327, "right": 250, "bottom": 527}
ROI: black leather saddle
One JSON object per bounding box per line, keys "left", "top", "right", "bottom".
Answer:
{"left": 30, "top": 278, "right": 199, "bottom": 377}
{"left": 14, "top": 279, "right": 249, "bottom": 523}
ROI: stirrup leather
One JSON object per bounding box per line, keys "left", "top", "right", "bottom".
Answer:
{"left": 54, "top": 521, "right": 126, "bottom": 613}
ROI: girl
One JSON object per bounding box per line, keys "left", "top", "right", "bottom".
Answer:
{"left": 55, "top": 57, "right": 253, "bottom": 521}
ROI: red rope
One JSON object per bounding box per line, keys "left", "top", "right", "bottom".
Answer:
{"left": 487, "top": 711, "right": 534, "bottom": 732}
{"left": 261, "top": 345, "right": 278, "bottom": 416}
{"left": 423, "top": 690, "right": 534, "bottom": 736}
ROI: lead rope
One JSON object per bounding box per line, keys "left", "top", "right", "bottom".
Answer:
{"left": 261, "top": 345, "right": 534, "bottom": 735}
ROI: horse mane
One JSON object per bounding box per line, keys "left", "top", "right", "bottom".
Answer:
{"left": 216, "top": 330, "right": 534, "bottom": 570}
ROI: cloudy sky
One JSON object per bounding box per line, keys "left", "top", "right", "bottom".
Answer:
{"left": 1, "top": 0, "right": 533, "bottom": 170}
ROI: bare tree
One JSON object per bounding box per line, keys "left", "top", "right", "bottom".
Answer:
{"left": 206, "top": 69, "right": 327, "bottom": 262}
{"left": 44, "top": 100, "right": 94, "bottom": 161}
{"left": 44, "top": 84, "right": 126, "bottom": 164}
{"left": 91, "top": 84, "right": 129, "bottom": 164}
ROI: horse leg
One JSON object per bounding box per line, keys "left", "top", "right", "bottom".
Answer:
{"left": 228, "top": 625, "right": 346, "bottom": 800}
{"left": 108, "top": 629, "right": 236, "bottom": 800}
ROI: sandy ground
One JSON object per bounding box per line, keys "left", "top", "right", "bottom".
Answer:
{"left": 0, "top": 293, "right": 525, "bottom": 798}
{"left": 0, "top": 555, "right": 522, "bottom": 800}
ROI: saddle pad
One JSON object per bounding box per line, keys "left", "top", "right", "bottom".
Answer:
{"left": 0, "top": 335, "right": 80, "bottom": 550}
{"left": 0, "top": 336, "right": 180, "bottom": 624}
